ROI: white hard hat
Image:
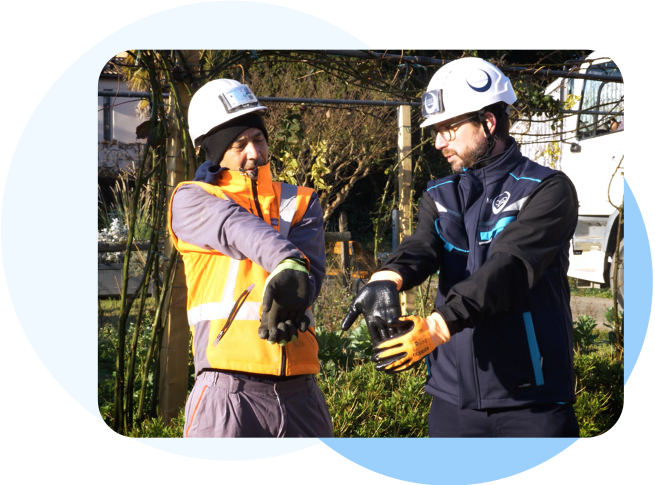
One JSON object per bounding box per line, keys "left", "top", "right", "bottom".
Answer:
{"left": 420, "top": 58, "right": 517, "bottom": 128}
{"left": 188, "top": 79, "right": 268, "bottom": 147}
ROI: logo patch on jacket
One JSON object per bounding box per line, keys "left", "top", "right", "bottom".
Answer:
{"left": 271, "top": 218, "right": 279, "bottom": 226}
{"left": 492, "top": 191, "right": 511, "bottom": 214}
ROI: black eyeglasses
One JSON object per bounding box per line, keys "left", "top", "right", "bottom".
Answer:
{"left": 430, "top": 115, "right": 477, "bottom": 142}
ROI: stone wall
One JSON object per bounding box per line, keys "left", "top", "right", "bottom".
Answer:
{"left": 98, "top": 140, "right": 144, "bottom": 178}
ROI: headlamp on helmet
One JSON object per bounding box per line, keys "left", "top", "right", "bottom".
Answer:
{"left": 421, "top": 89, "right": 444, "bottom": 117}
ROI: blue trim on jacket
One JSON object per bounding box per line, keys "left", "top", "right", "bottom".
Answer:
{"left": 423, "top": 139, "right": 575, "bottom": 410}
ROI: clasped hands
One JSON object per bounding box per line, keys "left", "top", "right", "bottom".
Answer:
{"left": 340, "top": 272, "right": 450, "bottom": 373}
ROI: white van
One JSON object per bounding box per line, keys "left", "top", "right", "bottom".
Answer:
{"left": 512, "top": 52, "right": 624, "bottom": 308}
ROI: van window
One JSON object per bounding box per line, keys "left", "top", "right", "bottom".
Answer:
{"left": 577, "top": 62, "right": 623, "bottom": 139}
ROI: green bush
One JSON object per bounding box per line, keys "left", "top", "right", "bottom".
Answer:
{"left": 604, "top": 306, "right": 624, "bottom": 350}
{"left": 113, "top": 353, "right": 622, "bottom": 439}
{"left": 126, "top": 413, "right": 185, "bottom": 438}
{"left": 312, "top": 258, "right": 361, "bottom": 332}
{"left": 315, "top": 324, "right": 372, "bottom": 377}
{"left": 573, "top": 315, "right": 599, "bottom": 354}
{"left": 100, "top": 287, "right": 623, "bottom": 438}
{"left": 573, "top": 352, "right": 623, "bottom": 437}
{"left": 98, "top": 298, "right": 195, "bottom": 428}
{"left": 317, "top": 361, "right": 431, "bottom": 437}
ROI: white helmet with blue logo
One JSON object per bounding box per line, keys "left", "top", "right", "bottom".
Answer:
{"left": 420, "top": 57, "right": 517, "bottom": 128}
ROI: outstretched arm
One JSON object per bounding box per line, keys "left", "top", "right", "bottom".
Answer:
{"left": 258, "top": 191, "right": 325, "bottom": 345}
{"left": 341, "top": 192, "right": 443, "bottom": 344}
{"left": 170, "top": 184, "right": 305, "bottom": 273}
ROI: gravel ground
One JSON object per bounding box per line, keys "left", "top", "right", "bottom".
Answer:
{"left": 570, "top": 296, "right": 614, "bottom": 328}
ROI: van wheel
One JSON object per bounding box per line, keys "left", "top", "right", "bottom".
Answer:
{"left": 610, "top": 239, "right": 624, "bottom": 312}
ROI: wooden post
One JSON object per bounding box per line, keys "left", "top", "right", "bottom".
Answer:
{"left": 158, "top": 52, "right": 196, "bottom": 423}
{"left": 397, "top": 105, "right": 415, "bottom": 314}
{"left": 324, "top": 231, "right": 351, "bottom": 243}
{"left": 339, "top": 212, "right": 350, "bottom": 275}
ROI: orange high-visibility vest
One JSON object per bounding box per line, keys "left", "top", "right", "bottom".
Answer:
{"left": 168, "top": 164, "right": 320, "bottom": 376}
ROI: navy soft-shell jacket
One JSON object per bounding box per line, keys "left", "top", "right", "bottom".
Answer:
{"left": 382, "top": 139, "right": 579, "bottom": 410}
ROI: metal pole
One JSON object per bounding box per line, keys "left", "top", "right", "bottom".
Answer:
{"left": 391, "top": 209, "right": 399, "bottom": 251}
{"left": 98, "top": 90, "right": 170, "bottom": 98}
{"left": 319, "top": 51, "right": 623, "bottom": 83}
{"left": 97, "top": 92, "right": 622, "bottom": 116}
{"left": 259, "top": 96, "right": 420, "bottom": 107}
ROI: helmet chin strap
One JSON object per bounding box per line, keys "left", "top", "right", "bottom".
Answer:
{"left": 469, "top": 109, "right": 499, "bottom": 170}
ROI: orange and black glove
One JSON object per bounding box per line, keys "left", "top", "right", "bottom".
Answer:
{"left": 372, "top": 313, "right": 451, "bottom": 374}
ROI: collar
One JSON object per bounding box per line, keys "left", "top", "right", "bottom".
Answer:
{"left": 471, "top": 137, "right": 516, "bottom": 170}
{"left": 194, "top": 161, "right": 275, "bottom": 196}
{"left": 463, "top": 138, "right": 524, "bottom": 184}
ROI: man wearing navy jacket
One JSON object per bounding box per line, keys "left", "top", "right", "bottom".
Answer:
{"left": 342, "top": 57, "right": 580, "bottom": 437}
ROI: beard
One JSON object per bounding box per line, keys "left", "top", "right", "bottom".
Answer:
{"left": 241, "top": 156, "right": 268, "bottom": 180}
{"left": 443, "top": 136, "right": 488, "bottom": 173}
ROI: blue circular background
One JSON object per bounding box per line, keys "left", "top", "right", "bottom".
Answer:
{"left": 1, "top": 2, "right": 647, "bottom": 483}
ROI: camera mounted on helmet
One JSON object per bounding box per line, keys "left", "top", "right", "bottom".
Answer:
{"left": 218, "top": 85, "right": 261, "bottom": 114}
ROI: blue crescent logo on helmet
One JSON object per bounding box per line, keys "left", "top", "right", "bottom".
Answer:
{"left": 467, "top": 70, "right": 492, "bottom": 92}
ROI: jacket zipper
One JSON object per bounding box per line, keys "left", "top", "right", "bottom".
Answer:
{"left": 250, "top": 176, "right": 264, "bottom": 219}
{"left": 281, "top": 346, "right": 287, "bottom": 376}
{"left": 246, "top": 173, "right": 281, "bottom": 372}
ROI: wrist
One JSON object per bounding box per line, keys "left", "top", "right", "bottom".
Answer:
{"left": 265, "top": 259, "right": 309, "bottom": 290}
{"left": 276, "top": 258, "right": 308, "bottom": 272}
{"left": 425, "top": 312, "right": 451, "bottom": 345}
{"left": 369, "top": 270, "right": 403, "bottom": 291}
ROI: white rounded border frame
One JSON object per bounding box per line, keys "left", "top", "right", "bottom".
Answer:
{"left": 0, "top": 2, "right": 646, "bottom": 484}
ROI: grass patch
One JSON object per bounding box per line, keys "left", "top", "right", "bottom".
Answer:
{"left": 98, "top": 296, "right": 157, "bottom": 327}
{"left": 568, "top": 277, "right": 613, "bottom": 299}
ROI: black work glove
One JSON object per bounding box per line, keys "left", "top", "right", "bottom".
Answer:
{"left": 340, "top": 280, "right": 408, "bottom": 346}
{"left": 260, "top": 259, "right": 311, "bottom": 346}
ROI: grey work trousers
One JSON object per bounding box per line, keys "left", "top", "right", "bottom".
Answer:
{"left": 184, "top": 371, "right": 334, "bottom": 438}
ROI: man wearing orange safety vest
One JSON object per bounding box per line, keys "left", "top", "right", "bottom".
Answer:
{"left": 169, "top": 79, "right": 332, "bottom": 437}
